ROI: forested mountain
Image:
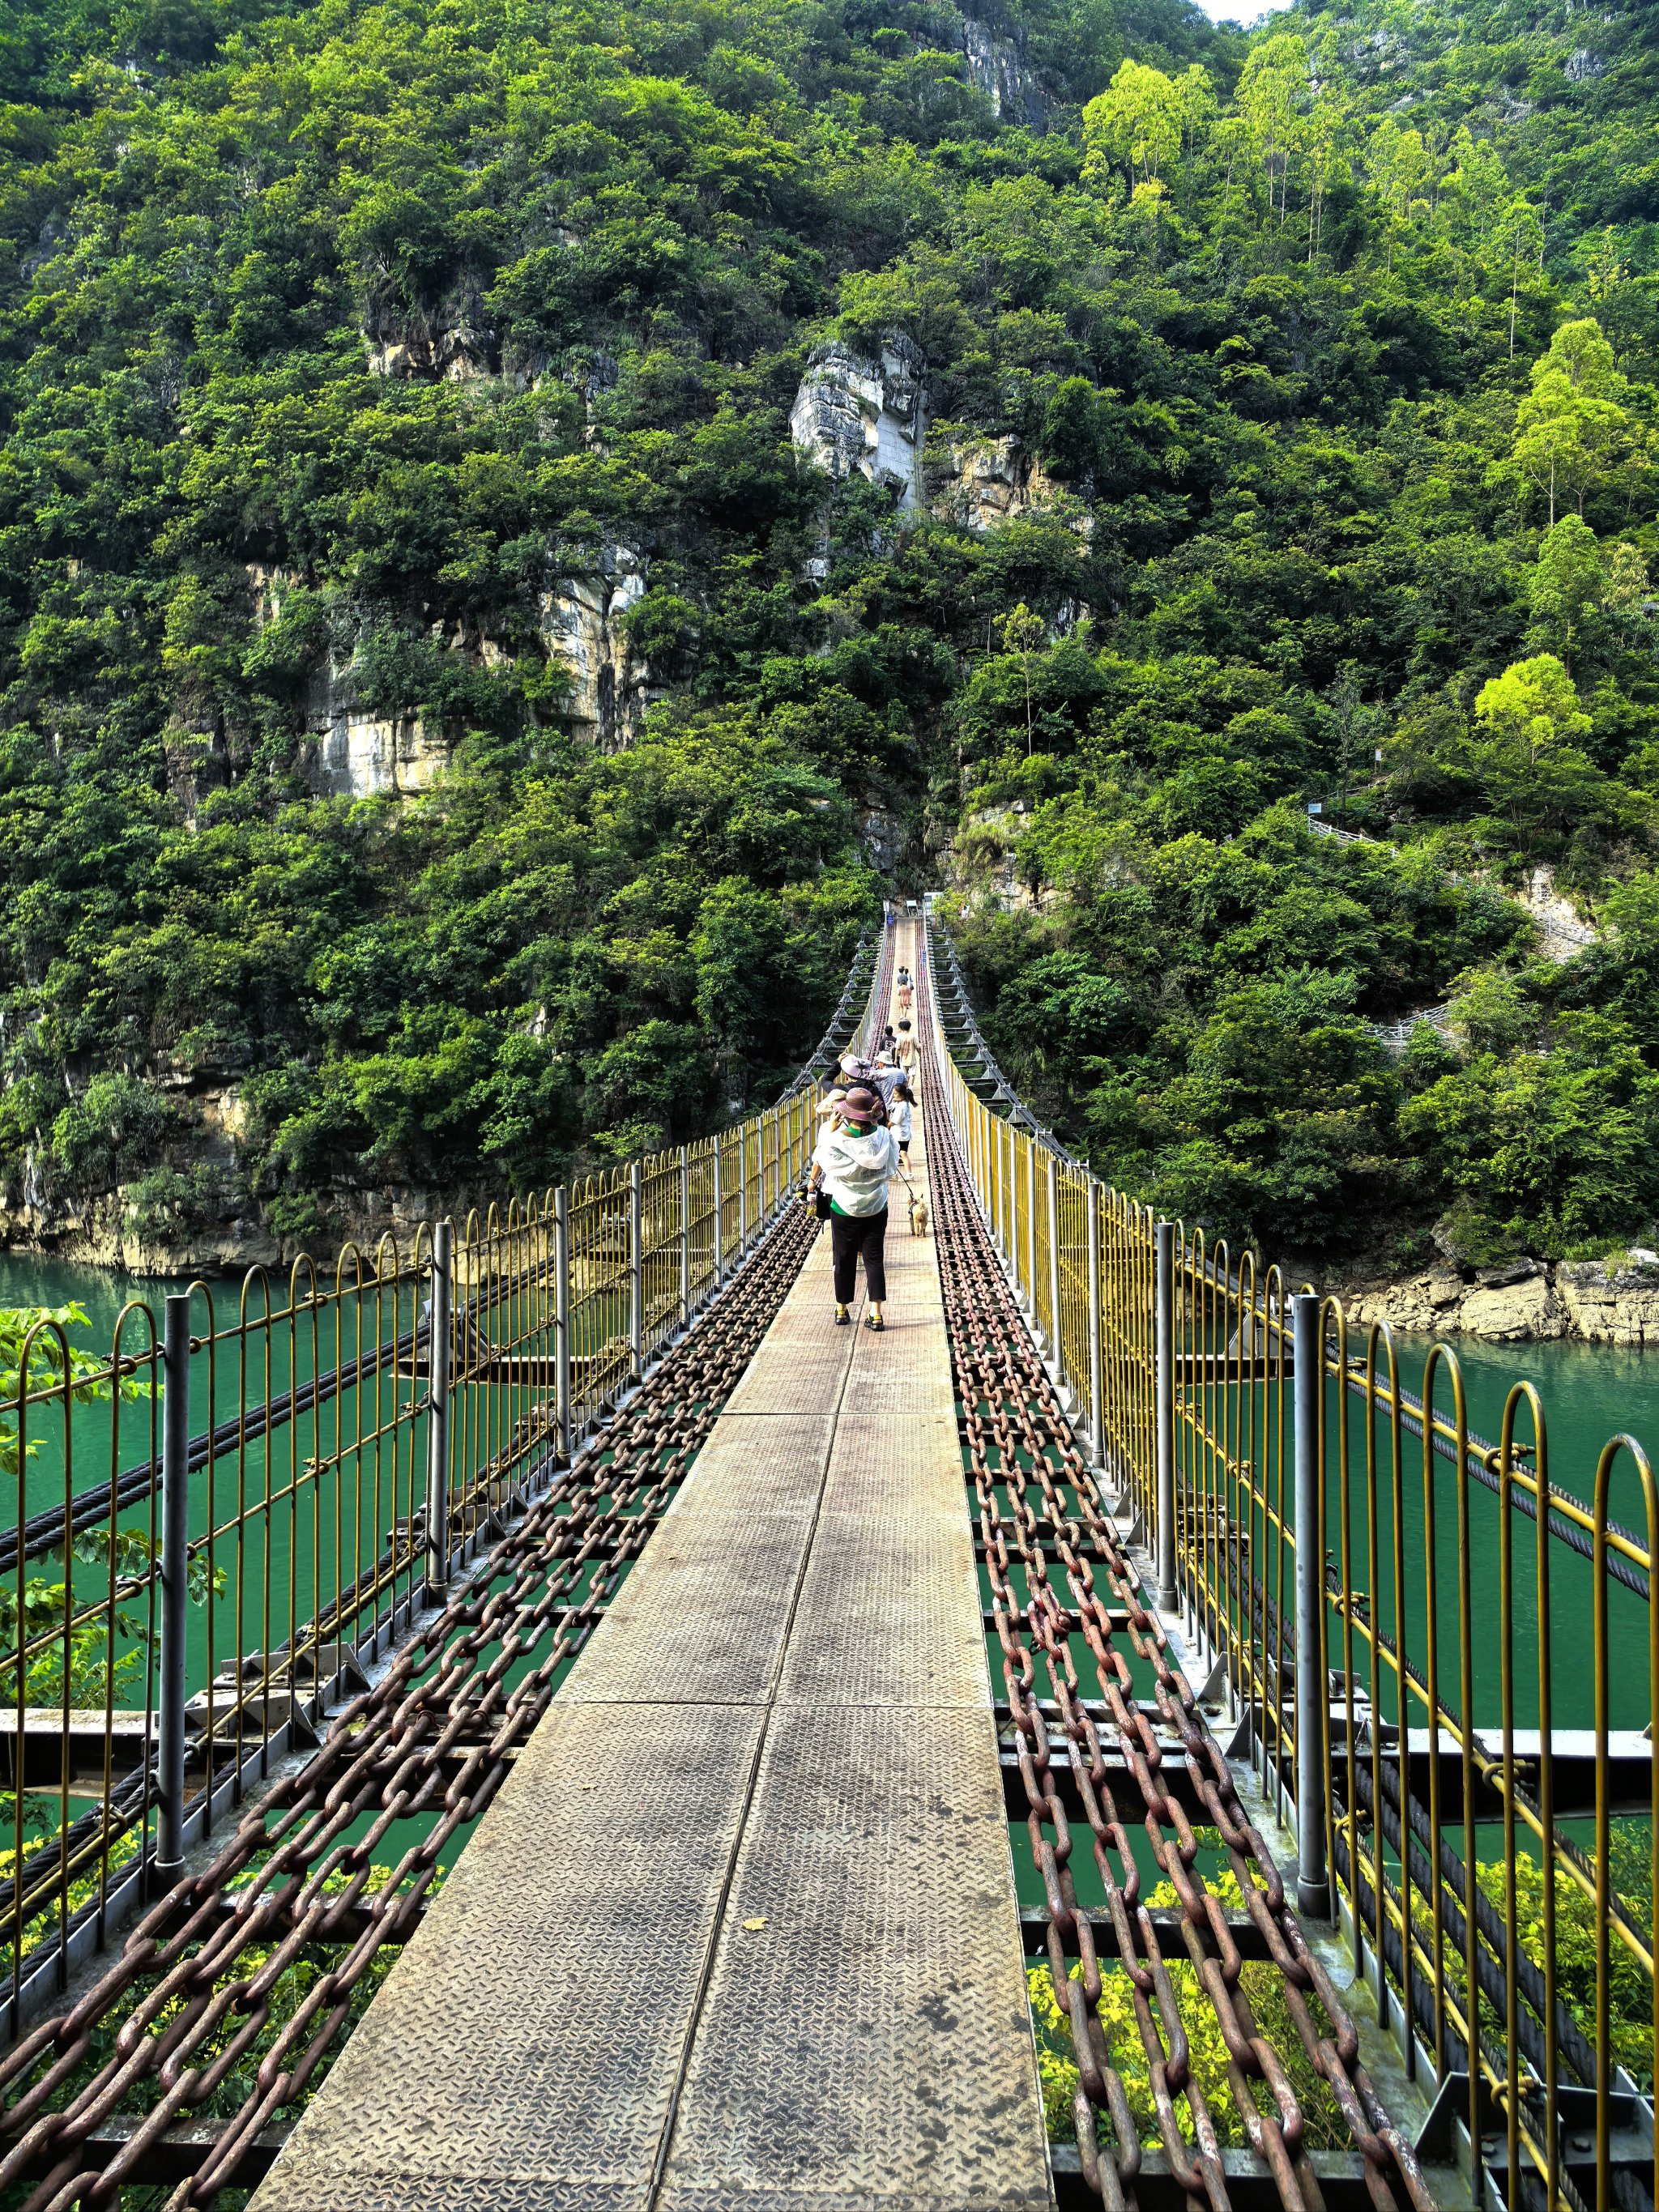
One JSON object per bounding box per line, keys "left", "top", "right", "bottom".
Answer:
{"left": 0, "top": 0, "right": 1656, "bottom": 1269}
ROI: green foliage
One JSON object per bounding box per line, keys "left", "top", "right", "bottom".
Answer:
{"left": 1028, "top": 1866, "right": 1349, "bottom": 2150}
{"left": 1029, "top": 1842, "right": 1657, "bottom": 2150}
{"left": 0, "top": 1305, "right": 212, "bottom": 1744}
{"left": 0, "top": 0, "right": 1657, "bottom": 1265}
{"left": 1475, "top": 1835, "right": 1655, "bottom": 2096}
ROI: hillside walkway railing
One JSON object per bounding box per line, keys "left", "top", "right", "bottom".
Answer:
{"left": 923, "top": 895, "right": 1656, "bottom": 2212}
{"left": 0, "top": 924, "right": 889, "bottom": 2041}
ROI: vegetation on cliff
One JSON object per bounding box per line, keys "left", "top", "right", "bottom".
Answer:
{"left": 0, "top": 0, "right": 1657, "bottom": 1264}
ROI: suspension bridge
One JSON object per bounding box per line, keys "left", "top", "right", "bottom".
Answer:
{"left": 0, "top": 910, "right": 1650, "bottom": 2212}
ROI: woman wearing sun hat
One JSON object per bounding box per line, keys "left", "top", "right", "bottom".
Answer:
{"left": 806, "top": 1084, "right": 902, "bottom": 1330}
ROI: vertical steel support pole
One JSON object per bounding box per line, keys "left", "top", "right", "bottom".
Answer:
{"left": 737, "top": 1127, "right": 748, "bottom": 1252}
{"left": 1045, "top": 1153, "right": 1062, "bottom": 1363}
{"left": 156, "top": 1293, "right": 191, "bottom": 1884}
{"left": 996, "top": 1120, "right": 1008, "bottom": 1255}
{"left": 1086, "top": 1180, "right": 1104, "bottom": 1460}
{"left": 425, "top": 1218, "right": 453, "bottom": 1600}
{"left": 712, "top": 1141, "right": 725, "bottom": 1283}
{"left": 678, "top": 1147, "right": 691, "bottom": 1326}
{"left": 629, "top": 1161, "right": 644, "bottom": 1381}
{"left": 1010, "top": 1133, "right": 1021, "bottom": 1276}
{"left": 1024, "top": 1139, "right": 1038, "bottom": 1315}
{"left": 1154, "top": 1220, "right": 1178, "bottom": 1610}
{"left": 1292, "top": 1292, "right": 1332, "bottom": 1917}
{"left": 553, "top": 1189, "right": 572, "bottom": 1461}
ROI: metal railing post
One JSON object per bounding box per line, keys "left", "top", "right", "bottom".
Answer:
{"left": 737, "top": 1127, "right": 748, "bottom": 1252}
{"left": 1024, "top": 1139, "right": 1038, "bottom": 1314}
{"left": 712, "top": 1140, "right": 725, "bottom": 1282}
{"left": 1045, "top": 1153, "right": 1061, "bottom": 1362}
{"left": 1292, "top": 1292, "right": 1332, "bottom": 1918}
{"left": 554, "top": 1189, "right": 572, "bottom": 1460}
{"left": 1086, "top": 1180, "right": 1104, "bottom": 1460}
{"left": 1154, "top": 1220, "right": 1178, "bottom": 1610}
{"left": 1000, "top": 1123, "right": 1010, "bottom": 1262}
{"left": 425, "top": 1218, "right": 453, "bottom": 1600}
{"left": 629, "top": 1161, "right": 644, "bottom": 1380}
{"left": 155, "top": 1293, "right": 191, "bottom": 1886}
{"left": 678, "top": 1147, "right": 691, "bottom": 1326}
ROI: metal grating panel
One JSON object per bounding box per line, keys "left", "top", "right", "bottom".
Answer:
{"left": 253, "top": 1702, "right": 766, "bottom": 2210}
{"left": 655, "top": 1704, "right": 1050, "bottom": 2212}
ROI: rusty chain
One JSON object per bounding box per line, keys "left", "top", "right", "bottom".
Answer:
{"left": 0, "top": 1201, "right": 820, "bottom": 2211}
{"left": 917, "top": 957, "right": 1435, "bottom": 2212}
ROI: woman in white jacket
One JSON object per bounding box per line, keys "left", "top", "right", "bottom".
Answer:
{"left": 807, "top": 1085, "right": 902, "bottom": 1331}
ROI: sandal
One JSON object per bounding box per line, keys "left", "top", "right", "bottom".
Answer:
{"left": 834, "top": 1308, "right": 850, "bottom": 1326}
{"left": 864, "top": 1313, "right": 885, "bottom": 1332}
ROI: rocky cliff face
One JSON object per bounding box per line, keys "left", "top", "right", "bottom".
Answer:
{"left": 0, "top": 1185, "right": 445, "bottom": 1276}
{"left": 927, "top": 433, "right": 1077, "bottom": 533}
{"left": 1515, "top": 863, "right": 1597, "bottom": 961}
{"left": 1329, "top": 1253, "right": 1659, "bottom": 1345}
{"left": 302, "top": 708, "right": 455, "bottom": 799}
{"left": 791, "top": 337, "right": 927, "bottom": 506}
{"left": 249, "top": 550, "right": 653, "bottom": 801}
{"left": 362, "top": 278, "right": 497, "bottom": 382}
{"left": 533, "top": 546, "right": 652, "bottom": 751}
{"left": 953, "top": 9, "right": 1045, "bottom": 125}
{"left": 0, "top": 1072, "right": 447, "bottom": 1277}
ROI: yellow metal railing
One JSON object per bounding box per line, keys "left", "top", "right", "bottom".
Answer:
{"left": 0, "top": 936, "right": 879, "bottom": 2038}
{"left": 925, "top": 900, "right": 1657, "bottom": 2210}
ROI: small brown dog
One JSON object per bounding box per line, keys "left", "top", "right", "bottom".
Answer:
{"left": 908, "top": 1191, "right": 929, "bottom": 1237}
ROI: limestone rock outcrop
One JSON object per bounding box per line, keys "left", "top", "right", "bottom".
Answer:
{"left": 1516, "top": 863, "right": 1596, "bottom": 961}
{"left": 928, "top": 433, "right": 1077, "bottom": 533}
{"left": 246, "top": 546, "right": 654, "bottom": 801}
{"left": 535, "top": 546, "right": 651, "bottom": 750}
{"left": 1328, "top": 1251, "right": 1659, "bottom": 1345}
{"left": 791, "top": 337, "right": 927, "bottom": 505}
{"left": 363, "top": 278, "right": 496, "bottom": 381}
{"left": 955, "top": 11, "right": 1045, "bottom": 124}
{"left": 305, "top": 710, "right": 454, "bottom": 799}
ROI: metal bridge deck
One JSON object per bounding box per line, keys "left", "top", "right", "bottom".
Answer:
{"left": 251, "top": 929, "right": 1053, "bottom": 2212}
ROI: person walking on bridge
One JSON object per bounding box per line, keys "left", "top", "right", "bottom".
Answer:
{"left": 808, "top": 1085, "right": 900, "bottom": 1331}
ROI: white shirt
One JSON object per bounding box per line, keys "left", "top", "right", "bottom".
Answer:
{"left": 812, "top": 1123, "right": 901, "bottom": 1217}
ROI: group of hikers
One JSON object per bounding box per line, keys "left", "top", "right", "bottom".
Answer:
{"left": 805, "top": 962, "right": 919, "bottom": 1332}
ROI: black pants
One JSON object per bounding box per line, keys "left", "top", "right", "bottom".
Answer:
{"left": 830, "top": 1207, "right": 889, "bottom": 1303}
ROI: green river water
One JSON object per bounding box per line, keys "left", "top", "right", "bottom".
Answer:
{"left": 2, "top": 1253, "right": 1654, "bottom": 1737}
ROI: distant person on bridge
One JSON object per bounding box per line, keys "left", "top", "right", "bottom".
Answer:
{"left": 894, "top": 1020, "right": 916, "bottom": 1079}
{"left": 889, "top": 1082, "right": 913, "bottom": 1160}
{"left": 808, "top": 1085, "right": 900, "bottom": 1331}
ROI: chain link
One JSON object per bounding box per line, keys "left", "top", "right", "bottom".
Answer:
{"left": 0, "top": 1204, "right": 818, "bottom": 2211}
{"left": 919, "top": 978, "right": 1435, "bottom": 2212}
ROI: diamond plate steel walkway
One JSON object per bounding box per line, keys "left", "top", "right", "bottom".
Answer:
{"left": 249, "top": 922, "right": 1053, "bottom": 2212}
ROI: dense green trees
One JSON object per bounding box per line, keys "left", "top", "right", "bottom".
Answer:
{"left": 0, "top": 0, "right": 1656, "bottom": 1265}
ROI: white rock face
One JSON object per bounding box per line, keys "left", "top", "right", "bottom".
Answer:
{"left": 536, "top": 548, "right": 651, "bottom": 750}
{"left": 1516, "top": 863, "right": 1596, "bottom": 962}
{"left": 791, "top": 338, "right": 927, "bottom": 506}
{"left": 249, "top": 546, "right": 654, "bottom": 802}
{"left": 309, "top": 711, "right": 454, "bottom": 798}
{"left": 367, "top": 323, "right": 492, "bottom": 381}
{"left": 956, "top": 12, "right": 1043, "bottom": 123}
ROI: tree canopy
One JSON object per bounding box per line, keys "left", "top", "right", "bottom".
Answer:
{"left": 0, "top": 0, "right": 1657, "bottom": 1267}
